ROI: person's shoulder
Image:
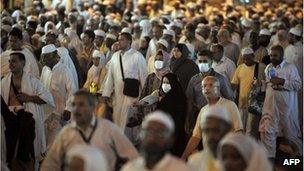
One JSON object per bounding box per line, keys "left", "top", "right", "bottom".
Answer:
{"left": 168, "top": 155, "right": 192, "bottom": 170}
{"left": 220, "top": 97, "right": 237, "bottom": 106}
{"left": 121, "top": 157, "right": 144, "bottom": 171}
{"left": 188, "top": 150, "right": 206, "bottom": 163}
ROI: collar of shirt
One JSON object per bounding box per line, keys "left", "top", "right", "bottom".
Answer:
{"left": 121, "top": 48, "right": 133, "bottom": 56}
{"left": 276, "top": 60, "right": 286, "bottom": 69}
{"left": 71, "top": 115, "right": 96, "bottom": 131}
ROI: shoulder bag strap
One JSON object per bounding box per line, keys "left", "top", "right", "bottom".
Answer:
{"left": 253, "top": 62, "right": 259, "bottom": 80}
{"left": 119, "top": 53, "right": 125, "bottom": 81}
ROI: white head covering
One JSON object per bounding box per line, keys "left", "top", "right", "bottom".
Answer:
{"left": 106, "top": 33, "right": 117, "bottom": 40}
{"left": 142, "top": 111, "right": 175, "bottom": 133}
{"left": 12, "top": 24, "right": 23, "bottom": 31}
{"left": 64, "top": 28, "right": 83, "bottom": 55}
{"left": 201, "top": 105, "right": 232, "bottom": 127}
{"left": 1, "top": 25, "right": 12, "bottom": 33}
{"left": 42, "top": 44, "right": 57, "bottom": 54}
{"left": 157, "top": 39, "right": 169, "bottom": 49}
{"left": 163, "top": 29, "right": 175, "bottom": 38}
{"left": 12, "top": 10, "right": 22, "bottom": 22}
{"left": 289, "top": 27, "right": 302, "bottom": 37}
{"left": 94, "top": 30, "right": 106, "bottom": 37}
{"left": 57, "top": 47, "right": 79, "bottom": 89}
{"left": 259, "top": 29, "right": 271, "bottom": 36}
{"left": 121, "top": 27, "right": 132, "bottom": 34}
{"left": 36, "top": 26, "right": 44, "bottom": 33}
{"left": 66, "top": 144, "right": 108, "bottom": 171}
{"left": 218, "top": 133, "right": 272, "bottom": 171}
{"left": 170, "top": 21, "right": 183, "bottom": 29}
{"left": 44, "top": 21, "right": 55, "bottom": 34}
{"left": 241, "top": 47, "right": 254, "bottom": 56}
{"left": 241, "top": 18, "right": 252, "bottom": 28}
{"left": 139, "top": 19, "right": 152, "bottom": 37}
{"left": 92, "top": 50, "right": 103, "bottom": 59}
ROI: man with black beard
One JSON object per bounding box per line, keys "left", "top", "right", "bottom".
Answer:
{"left": 121, "top": 111, "right": 192, "bottom": 171}
{"left": 256, "top": 29, "right": 272, "bottom": 65}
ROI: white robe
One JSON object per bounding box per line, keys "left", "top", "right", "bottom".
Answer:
{"left": 1, "top": 48, "right": 40, "bottom": 78}
{"left": 102, "top": 48, "right": 147, "bottom": 130}
{"left": 58, "top": 47, "right": 79, "bottom": 89}
{"left": 84, "top": 54, "right": 106, "bottom": 89}
{"left": 146, "top": 38, "right": 158, "bottom": 62}
{"left": 260, "top": 60, "right": 302, "bottom": 157}
{"left": 1, "top": 72, "right": 54, "bottom": 159}
{"left": 121, "top": 154, "right": 192, "bottom": 171}
{"left": 49, "top": 62, "right": 78, "bottom": 114}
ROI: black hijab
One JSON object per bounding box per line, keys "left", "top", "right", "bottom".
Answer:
{"left": 170, "top": 43, "right": 190, "bottom": 72}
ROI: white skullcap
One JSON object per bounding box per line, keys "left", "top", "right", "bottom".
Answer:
{"left": 12, "top": 24, "right": 23, "bottom": 31}
{"left": 1, "top": 25, "right": 12, "bottom": 33}
{"left": 12, "top": 10, "right": 22, "bottom": 19}
{"left": 201, "top": 105, "right": 232, "bottom": 127}
{"left": 55, "top": 22, "right": 62, "bottom": 30}
{"left": 80, "top": 33, "right": 85, "bottom": 40}
{"left": 163, "top": 29, "right": 175, "bottom": 37}
{"left": 171, "top": 21, "right": 183, "bottom": 28}
{"left": 139, "top": 19, "right": 151, "bottom": 27}
{"left": 42, "top": 44, "right": 57, "bottom": 54}
{"left": 259, "top": 29, "right": 271, "bottom": 36}
{"left": 106, "top": 33, "right": 117, "bottom": 40}
{"left": 157, "top": 39, "right": 169, "bottom": 49}
{"left": 66, "top": 144, "right": 107, "bottom": 171}
{"left": 94, "top": 30, "right": 106, "bottom": 37}
{"left": 241, "top": 18, "right": 252, "bottom": 27}
{"left": 142, "top": 111, "right": 175, "bottom": 132}
{"left": 131, "top": 15, "right": 140, "bottom": 22}
{"left": 121, "top": 27, "right": 132, "bottom": 34}
{"left": 36, "top": 26, "right": 44, "bottom": 33}
{"left": 289, "top": 27, "right": 302, "bottom": 37}
{"left": 92, "top": 50, "right": 103, "bottom": 58}
{"left": 241, "top": 47, "right": 254, "bottom": 56}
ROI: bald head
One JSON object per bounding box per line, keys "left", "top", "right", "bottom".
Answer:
{"left": 202, "top": 76, "right": 221, "bottom": 99}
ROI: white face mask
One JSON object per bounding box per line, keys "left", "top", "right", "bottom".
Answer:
{"left": 154, "top": 60, "right": 164, "bottom": 70}
{"left": 198, "top": 63, "right": 210, "bottom": 73}
{"left": 162, "top": 83, "right": 171, "bottom": 93}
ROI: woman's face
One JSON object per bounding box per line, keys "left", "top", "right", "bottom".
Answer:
{"left": 221, "top": 145, "right": 247, "bottom": 171}
{"left": 172, "top": 48, "right": 182, "bottom": 59}
{"left": 155, "top": 53, "right": 163, "bottom": 61}
{"left": 162, "top": 77, "right": 170, "bottom": 84}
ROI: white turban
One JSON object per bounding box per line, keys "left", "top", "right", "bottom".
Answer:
{"left": 259, "top": 29, "right": 271, "bottom": 36}
{"left": 163, "top": 29, "right": 175, "bottom": 38}
{"left": 121, "top": 27, "right": 132, "bottom": 34}
{"left": 92, "top": 50, "right": 103, "bottom": 58}
{"left": 157, "top": 39, "right": 169, "bottom": 49}
{"left": 241, "top": 47, "right": 254, "bottom": 56}
{"left": 218, "top": 133, "right": 272, "bottom": 171}
{"left": 94, "top": 30, "right": 106, "bottom": 38}
{"left": 106, "top": 33, "right": 117, "bottom": 40}
{"left": 142, "top": 111, "right": 175, "bottom": 133}
{"left": 42, "top": 44, "right": 57, "bottom": 54}
{"left": 289, "top": 27, "right": 302, "bottom": 37}
{"left": 66, "top": 144, "right": 108, "bottom": 171}
{"left": 201, "top": 105, "right": 232, "bottom": 127}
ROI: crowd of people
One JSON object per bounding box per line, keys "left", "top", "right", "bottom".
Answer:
{"left": 0, "top": 0, "right": 303, "bottom": 171}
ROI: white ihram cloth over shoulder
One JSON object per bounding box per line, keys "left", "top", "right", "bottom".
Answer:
{"left": 121, "top": 154, "right": 192, "bottom": 171}
{"left": 0, "top": 48, "right": 40, "bottom": 78}
{"left": 1, "top": 72, "right": 55, "bottom": 159}
{"left": 57, "top": 47, "right": 79, "bottom": 89}
{"left": 102, "top": 48, "right": 147, "bottom": 130}
{"left": 49, "top": 62, "right": 78, "bottom": 115}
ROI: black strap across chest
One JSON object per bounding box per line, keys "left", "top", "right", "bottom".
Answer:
{"left": 75, "top": 119, "right": 98, "bottom": 144}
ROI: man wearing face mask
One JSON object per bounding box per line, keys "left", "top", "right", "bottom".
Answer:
{"left": 121, "top": 111, "right": 192, "bottom": 171}
{"left": 182, "top": 76, "right": 243, "bottom": 160}
{"left": 260, "top": 45, "right": 302, "bottom": 160}
{"left": 231, "top": 47, "right": 266, "bottom": 138}
{"left": 185, "top": 50, "right": 234, "bottom": 136}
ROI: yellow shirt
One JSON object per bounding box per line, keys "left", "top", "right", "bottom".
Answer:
{"left": 192, "top": 98, "right": 243, "bottom": 147}
{"left": 231, "top": 64, "right": 255, "bottom": 108}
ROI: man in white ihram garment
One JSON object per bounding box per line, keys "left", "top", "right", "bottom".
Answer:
{"left": 1, "top": 52, "right": 54, "bottom": 168}
{"left": 121, "top": 111, "right": 192, "bottom": 171}
{"left": 40, "top": 44, "right": 78, "bottom": 146}
{"left": 1, "top": 27, "right": 40, "bottom": 78}
{"left": 259, "top": 45, "right": 302, "bottom": 159}
{"left": 102, "top": 32, "right": 147, "bottom": 131}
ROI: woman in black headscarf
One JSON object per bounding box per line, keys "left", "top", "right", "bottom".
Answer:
{"left": 170, "top": 43, "right": 199, "bottom": 92}
{"left": 156, "top": 73, "right": 187, "bottom": 157}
